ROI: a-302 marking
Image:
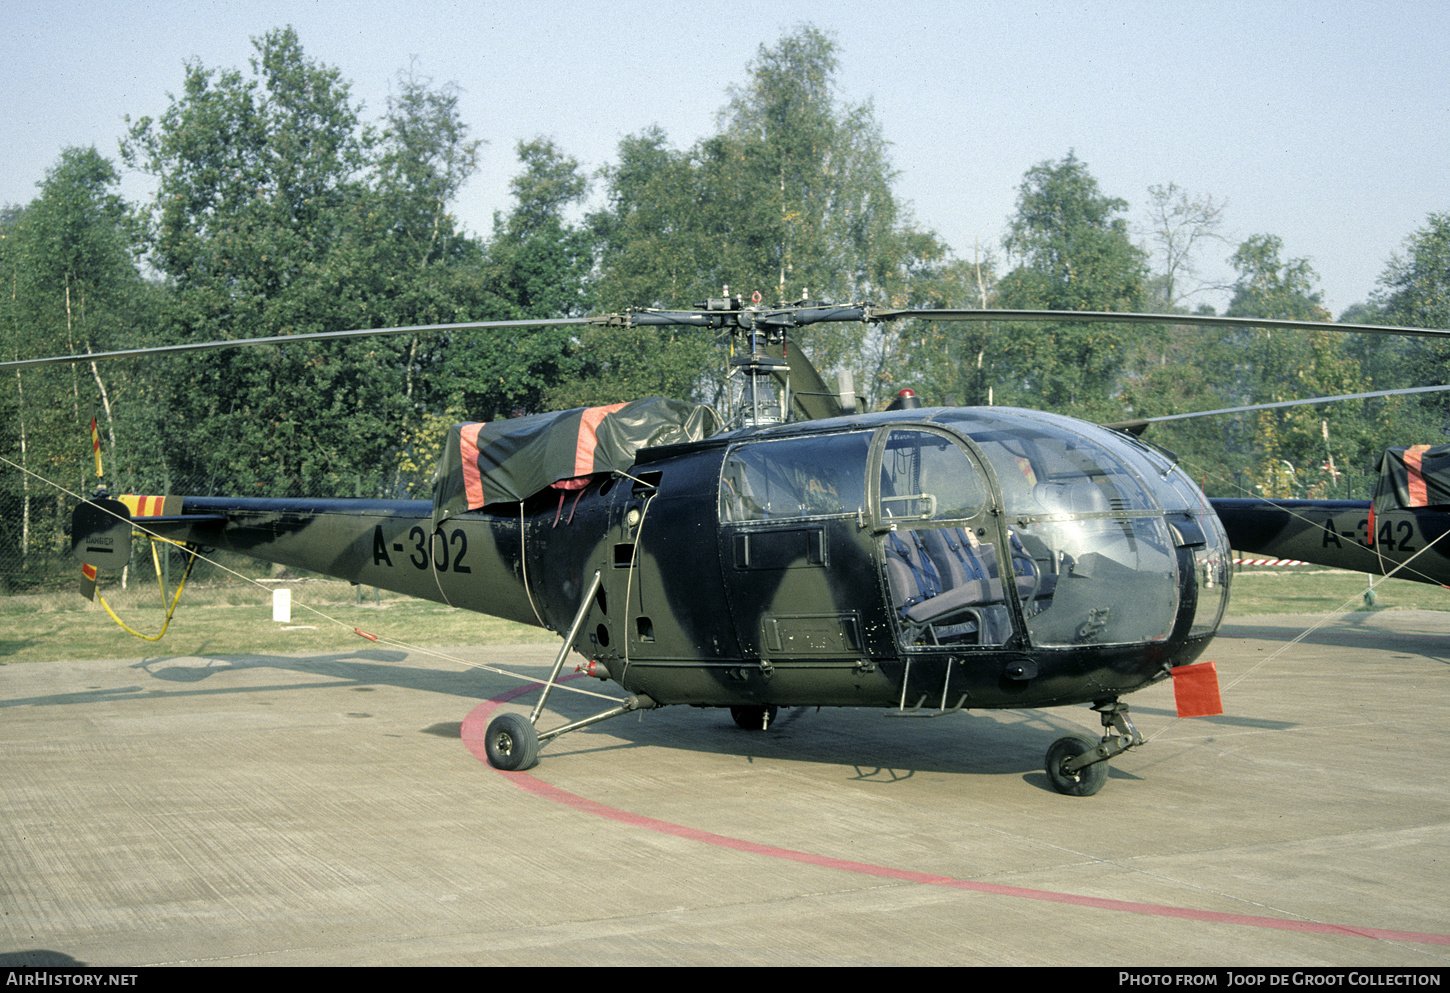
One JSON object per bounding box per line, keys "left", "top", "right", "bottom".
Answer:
{"left": 372, "top": 524, "right": 472, "bottom": 572}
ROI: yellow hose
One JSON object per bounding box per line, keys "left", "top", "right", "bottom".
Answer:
{"left": 96, "top": 536, "right": 198, "bottom": 641}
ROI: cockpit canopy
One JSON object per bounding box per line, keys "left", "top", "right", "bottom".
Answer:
{"left": 717, "top": 406, "right": 1229, "bottom": 650}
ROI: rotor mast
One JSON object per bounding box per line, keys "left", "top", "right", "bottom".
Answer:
{"left": 622, "top": 292, "right": 872, "bottom": 428}
{"left": 724, "top": 292, "right": 789, "bottom": 429}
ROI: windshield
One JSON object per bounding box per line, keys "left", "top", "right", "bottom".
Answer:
{"left": 929, "top": 409, "right": 1184, "bottom": 647}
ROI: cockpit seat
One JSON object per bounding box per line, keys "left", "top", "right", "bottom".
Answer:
{"left": 885, "top": 529, "right": 1008, "bottom": 645}
{"left": 885, "top": 528, "right": 1057, "bottom": 646}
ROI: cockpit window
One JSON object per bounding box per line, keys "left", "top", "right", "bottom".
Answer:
{"left": 943, "top": 417, "right": 1157, "bottom": 518}
{"left": 719, "top": 432, "right": 870, "bottom": 523}
{"left": 875, "top": 428, "right": 1013, "bottom": 648}
{"left": 878, "top": 428, "right": 988, "bottom": 522}
{"left": 926, "top": 410, "right": 1183, "bottom": 647}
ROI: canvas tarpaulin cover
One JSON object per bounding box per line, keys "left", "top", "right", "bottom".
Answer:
{"left": 432, "top": 397, "right": 721, "bottom": 527}
{"left": 1371, "top": 444, "right": 1450, "bottom": 515}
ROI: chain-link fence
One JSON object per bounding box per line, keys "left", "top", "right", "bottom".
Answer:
{"left": 0, "top": 468, "right": 434, "bottom": 606}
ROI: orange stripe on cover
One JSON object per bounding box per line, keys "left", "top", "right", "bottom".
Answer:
{"left": 1405, "top": 444, "right": 1432, "bottom": 507}
{"left": 575, "top": 403, "right": 628, "bottom": 477}
{"left": 459, "top": 422, "right": 488, "bottom": 512}
{"left": 120, "top": 495, "right": 178, "bottom": 517}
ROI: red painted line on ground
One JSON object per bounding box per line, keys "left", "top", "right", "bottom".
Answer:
{"left": 460, "top": 687, "right": 1450, "bottom": 948}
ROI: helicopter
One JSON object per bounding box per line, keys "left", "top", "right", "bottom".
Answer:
{"left": 1208, "top": 440, "right": 1450, "bottom": 588}
{"left": 16, "top": 299, "right": 1449, "bottom": 796}
{"left": 1105, "top": 389, "right": 1450, "bottom": 588}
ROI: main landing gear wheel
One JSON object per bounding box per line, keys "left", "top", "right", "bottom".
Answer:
{"left": 730, "top": 705, "right": 778, "bottom": 730}
{"left": 1045, "top": 734, "right": 1109, "bottom": 797}
{"left": 485, "top": 712, "right": 540, "bottom": 771}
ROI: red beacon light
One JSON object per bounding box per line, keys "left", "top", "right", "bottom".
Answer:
{"left": 886, "top": 388, "right": 921, "bottom": 411}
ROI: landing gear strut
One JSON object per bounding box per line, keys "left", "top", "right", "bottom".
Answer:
{"left": 481, "top": 570, "right": 657, "bottom": 772}
{"left": 1044, "top": 699, "right": 1142, "bottom": 797}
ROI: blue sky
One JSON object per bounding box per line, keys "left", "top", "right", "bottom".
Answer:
{"left": 5, "top": 0, "right": 1447, "bottom": 317}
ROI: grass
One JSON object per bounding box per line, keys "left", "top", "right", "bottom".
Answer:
{"left": 0, "top": 578, "right": 556, "bottom": 664}
{"left": 1, "top": 565, "right": 1444, "bottom": 666}
{"left": 1222, "top": 565, "right": 1447, "bottom": 616}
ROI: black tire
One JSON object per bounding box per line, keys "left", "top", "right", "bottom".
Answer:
{"left": 485, "top": 712, "right": 540, "bottom": 771}
{"left": 1045, "top": 735, "right": 1108, "bottom": 796}
{"left": 730, "top": 705, "right": 778, "bottom": 730}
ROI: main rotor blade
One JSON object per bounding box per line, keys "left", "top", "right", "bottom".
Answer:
{"left": 10, "top": 305, "right": 1446, "bottom": 371}
{"left": 0, "top": 316, "right": 597, "bottom": 370}
{"left": 626, "top": 304, "right": 1450, "bottom": 340}
{"left": 1104, "top": 382, "right": 1450, "bottom": 432}
{"left": 863, "top": 308, "right": 1450, "bottom": 340}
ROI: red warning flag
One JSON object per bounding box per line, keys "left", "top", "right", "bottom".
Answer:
{"left": 1172, "top": 661, "right": 1223, "bottom": 718}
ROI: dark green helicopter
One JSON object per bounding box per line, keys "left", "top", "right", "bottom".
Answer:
{"left": 27, "top": 299, "right": 1449, "bottom": 795}
{"left": 1105, "top": 374, "right": 1450, "bottom": 591}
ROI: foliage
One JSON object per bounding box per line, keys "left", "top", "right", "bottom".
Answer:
{"left": 2, "top": 17, "right": 1446, "bottom": 565}
{"left": 585, "top": 26, "right": 961, "bottom": 410}
{"left": 1145, "top": 235, "right": 1414, "bottom": 498}
{"left": 987, "top": 152, "right": 1151, "bottom": 421}
{"left": 999, "top": 152, "right": 1148, "bottom": 312}
{"left": 443, "top": 138, "right": 595, "bottom": 421}
{"left": 1363, "top": 214, "right": 1450, "bottom": 436}
{"left": 886, "top": 252, "right": 998, "bottom": 407}
{"left": 1373, "top": 212, "right": 1450, "bottom": 331}
{"left": 0, "top": 147, "right": 157, "bottom": 581}
{"left": 119, "top": 27, "right": 491, "bottom": 496}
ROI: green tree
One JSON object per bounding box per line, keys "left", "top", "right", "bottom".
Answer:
{"left": 884, "top": 249, "right": 997, "bottom": 408}
{"left": 0, "top": 148, "right": 155, "bottom": 579}
{"left": 121, "top": 28, "right": 381, "bottom": 494}
{"left": 1373, "top": 212, "right": 1450, "bottom": 331}
{"left": 1225, "top": 234, "right": 1327, "bottom": 322}
{"left": 445, "top": 138, "right": 596, "bottom": 420}
{"left": 123, "top": 27, "right": 372, "bottom": 319}
{"left": 1352, "top": 212, "right": 1450, "bottom": 460}
{"left": 335, "top": 64, "right": 491, "bottom": 492}
{"left": 590, "top": 126, "right": 719, "bottom": 312}
{"left": 716, "top": 25, "right": 954, "bottom": 392}
{"left": 586, "top": 25, "right": 957, "bottom": 411}
{"left": 1219, "top": 235, "right": 1379, "bottom": 497}
{"left": 121, "top": 28, "right": 488, "bottom": 496}
{"left": 1364, "top": 212, "right": 1450, "bottom": 395}
{"left": 990, "top": 152, "right": 1151, "bottom": 419}
{"left": 999, "top": 153, "right": 1147, "bottom": 312}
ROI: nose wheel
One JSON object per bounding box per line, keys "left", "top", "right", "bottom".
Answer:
{"left": 1044, "top": 699, "right": 1142, "bottom": 796}
{"left": 1045, "top": 735, "right": 1109, "bottom": 796}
